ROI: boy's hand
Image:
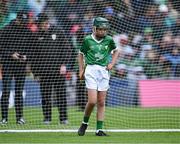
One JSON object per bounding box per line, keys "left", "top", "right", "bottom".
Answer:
{"left": 79, "top": 69, "right": 85, "bottom": 80}
{"left": 106, "top": 63, "right": 114, "bottom": 70}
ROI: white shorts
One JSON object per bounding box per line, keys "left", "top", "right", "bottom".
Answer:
{"left": 84, "top": 65, "right": 110, "bottom": 91}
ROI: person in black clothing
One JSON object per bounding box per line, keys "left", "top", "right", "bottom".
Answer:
{"left": 76, "top": 76, "right": 87, "bottom": 111}
{"left": 0, "top": 11, "right": 31, "bottom": 125}
{"left": 31, "top": 13, "right": 72, "bottom": 124}
{"left": 75, "top": 27, "right": 87, "bottom": 111}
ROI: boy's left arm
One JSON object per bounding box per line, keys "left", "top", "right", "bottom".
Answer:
{"left": 107, "top": 49, "right": 119, "bottom": 70}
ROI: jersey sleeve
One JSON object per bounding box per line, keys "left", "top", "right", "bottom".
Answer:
{"left": 109, "top": 38, "right": 117, "bottom": 52}
{"left": 80, "top": 37, "right": 88, "bottom": 55}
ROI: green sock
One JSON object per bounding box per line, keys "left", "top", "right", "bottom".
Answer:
{"left": 96, "top": 121, "right": 103, "bottom": 130}
{"left": 83, "top": 116, "right": 89, "bottom": 123}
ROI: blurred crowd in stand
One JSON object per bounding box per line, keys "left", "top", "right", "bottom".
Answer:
{"left": 0, "top": 0, "right": 179, "bottom": 109}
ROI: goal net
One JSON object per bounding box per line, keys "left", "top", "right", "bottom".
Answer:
{"left": 0, "top": 0, "right": 179, "bottom": 132}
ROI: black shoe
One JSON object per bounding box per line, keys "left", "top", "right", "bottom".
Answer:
{"left": 0, "top": 119, "right": 8, "bottom": 125}
{"left": 78, "top": 123, "right": 88, "bottom": 136}
{"left": 17, "top": 118, "right": 25, "bottom": 125}
{"left": 95, "top": 130, "right": 108, "bottom": 136}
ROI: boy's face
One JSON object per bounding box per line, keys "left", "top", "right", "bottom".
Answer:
{"left": 95, "top": 27, "right": 108, "bottom": 38}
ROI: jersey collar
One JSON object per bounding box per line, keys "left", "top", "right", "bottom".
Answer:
{"left": 91, "top": 34, "right": 104, "bottom": 44}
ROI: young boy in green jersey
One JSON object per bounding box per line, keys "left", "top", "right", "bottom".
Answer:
{"left": 78, "top": 17, "right": 119, "bottom": 136}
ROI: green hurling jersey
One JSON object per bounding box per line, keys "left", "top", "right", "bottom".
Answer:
{"left": 80, "top": 34, "right": 117, "bottom": 66}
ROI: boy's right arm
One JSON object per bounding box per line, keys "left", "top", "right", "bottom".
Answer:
{"left": 78, "top": 53, "right": 85, "bottom": 80}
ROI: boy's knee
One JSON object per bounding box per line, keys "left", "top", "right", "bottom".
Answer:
{"left": 98, "top": 101, "right": 105, "bottom": 107}
{"left": 88, "top": 101, "right": 96, "bottom": 107}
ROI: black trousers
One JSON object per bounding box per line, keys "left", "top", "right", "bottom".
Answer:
{"left": 39, "top": 73, "right": 67, "bottom": 122}
{"left": 1, "top": 66, "right": 26, "bottom": 121}
{"left": 76, "top": 76, "right": 87, "bottom": 111}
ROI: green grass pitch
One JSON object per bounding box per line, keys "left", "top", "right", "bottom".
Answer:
{"left": 0, "top": 106, "right": 180, "bottom": 143}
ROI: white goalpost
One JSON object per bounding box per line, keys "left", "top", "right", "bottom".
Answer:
{"left": 0, "top": 0, "right": 180, "bottom": 133}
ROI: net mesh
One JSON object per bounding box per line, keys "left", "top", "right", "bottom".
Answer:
{"left": 0, "top": 0, "right": 180, "bottom": 131}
